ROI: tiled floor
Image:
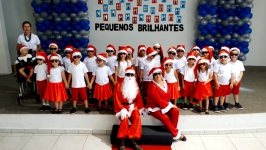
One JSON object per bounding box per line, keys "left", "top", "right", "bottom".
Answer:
{"left": 0, "top": 132, "right": 266, "bottom": 150}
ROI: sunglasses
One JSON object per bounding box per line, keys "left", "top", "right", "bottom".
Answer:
{"left": 202, "top": 52, "right": 209, "bottom": 54}
{"left": 125, "top": 73, "right": 134, "bottom": 77}
{"left": 96, "top": 59, "right": 103, "bottom": 62}
{"left": 87, "top": 51, "right": 94, "bottom": 53}
{"left": 168, "top": 52, "right": 176, "bottom": 55}
{"left": 153, "top": 72, "right": 162, "bottom": 76}
{"left": 152, "top": 54, "right": 157, "bottom": 57}
{"left": 51, "top": 60, "right": 59, "bottom": 63}
{"left": 65, "top": 52, "right": 71, "bottom": 54}
{"left": 177, "top": 50, "right": 184, "bottom": 52}
{"left": 230, "top": 53, "right": 238, "bottom": 56}
{"left": 36, "top": 59, "right": 43, "bottom": 61}
{"left": 73, "top": 56, "right": 81, "bottom": 59}
{"left": 50, "top": 48, "right": 57, "bottom": 50}
{"left": 165, "top": 64, "right": 172, "bottom": 67}
{"left": 219, "top": 56, "right": 228, "bottom": 59}
{"left": 199, "top": 63, "right": 206, "bottom": 66}
{"left": 128, "top": 53, "right": 132, "bottom": 55}
{"left": 188, "top": 58, "right": 195, "bottom": 61}
{"left": 193, "top": 49, "right": 200, "bottom": 51}
{"left": 120, "top": 53, "right": 127, "bottom": 55}
{"left": 154, "top": 47, "right": 160, "bottom": 50}
{"left": 106, "top": 50, "right": 113, "bottom": 53}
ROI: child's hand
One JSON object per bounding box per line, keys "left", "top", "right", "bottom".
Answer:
{"left": 65, "top": 83, "right": 69, "bottom": 89}
{"left": 14, "top": 72, "right": 17, "bottom": 77}
{"left": 234, "top": 80, "right": 239, "bottom": 86}
{"left": 139, "top": 78, "right": 143, "bottom": 83}
{"left": 204, "top": 81, "right": 208, "bottom": 85}
{"left": 113, "top": 81, "right": 117, "bottom": 85}
{"left": 229, "top": 83, "right": 233, "bottom": 89}
{"left": 88, "top": 83, "right": 92, "bottom": 89}
{"left": 215, "top": 83, "right": 220, "bottom": 90}
{"left": 182, "top": 84, "right": 185, "bottom": 89}
{"left": 178, "top": 86, "right": 181, "bottom": 91}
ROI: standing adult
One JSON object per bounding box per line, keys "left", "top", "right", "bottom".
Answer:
{"left": 146, "top": 67, "right": 187, "bottom": 141}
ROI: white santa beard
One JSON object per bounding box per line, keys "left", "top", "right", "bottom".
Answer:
{"left": 122, "top": 76, "right": 138, "bottom": 103}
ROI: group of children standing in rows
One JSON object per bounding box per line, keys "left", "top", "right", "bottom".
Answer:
{"left": 15, "top": 42, "right": 244, "bottom": 114}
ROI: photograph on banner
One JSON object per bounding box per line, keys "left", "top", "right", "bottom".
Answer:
{"left": 126, "top": 3, "right": 131, "bottom": 10}
{"left": 111, "top": 9, "right": 116, "bottom": 17}
{"left": 146, "top": 15, "right": 151, "bottom": 23}
{"left": 168, "top": 14, "right": 173, "bottom": 21}
{"left": 159, "top": 4, "right": 164, "bottom": 12}
{"left": 176, "top": 15, "right": 182, "bottom": 23}
{"left": 125, "top": 13, "right": 130, "bottom": 21}
{"left": 96, "top": 10, "right": 101, "bottom": 17}
{"left": 175, "top": 8, "right": 180, "bottom": 15}
{"left": 103, "top": 14, "right": 108, "bottom": 21}
{"left": 132, "top": 16, "right": 137, "bottom": 24}
{"left": 161, "top": 14, "right": 166, "bottom": 21}
{"left": 173, "top": 0, "right": 178, "bottom": 5}
{"left": 118, "top": 14, "right": 123, "bottom": 21}
{"left": 109, "top": 0, "right": 114, "bottom": 5}
{"left": 139, "top": 14, "right": 144, "bottom": 22}
{"left": 133, "top": 7, "right": 138, "bottom": 15}
{"left": 180, "top": 1, "right": 186, "bottom": 8}
{"left": 103, "top": 4, "right": 108, "bottom": 12}
{"left": 162, "top": 0, "right": 166, "bottom": 3}
{"left": 150, "top": 7, "right": 155, "bottom": 15}
{"left": 98, "top": 0, "right": 103, "bottom": 4}
{"left": 116, "top": 3, "right": 121, "bottom": 10}
{"left": 119, "top": 0, "right": 124, "bottom": 3}
{"left": 154, "top": 15, "right": 159, "bottom": 23}
{"left": 152, "top": 0, "right": 157, "bottom": 3}
{"left": 167, "top": 5, "right": 172, "bottom": 12}
{"left": 137, "top": 0, "right": 142, "bottom": 6}
{"left": 143, "top": 5, "right": 148, "bottom": 12}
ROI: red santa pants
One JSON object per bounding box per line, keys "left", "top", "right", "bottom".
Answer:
{"left": 117, "top": 110, "right": 142, "bottom": 140}
{"left": 231, "top": 83, "right": 240, "bottom": 95}
{"left": 150, "top": 108, "right": 179, "bottom": 137}
{"left": 37, "top": 80, "right": 47, "bottom": 99}
{"left": 71, "top": 87, "right": 88, "bottom": 101}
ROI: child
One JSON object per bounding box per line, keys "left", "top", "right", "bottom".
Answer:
{"left": 106, "top": 44, "right": 117, "bottom": 77}
{"left": 63, "top": 45, "right": 74, "bottom": 100}
{"left": 167, "top": 46, "right": 179, "bottom": 71}
{"left": 89, "top": 53, "right": 115, "bottom": 111}
{"left": 47, "top": 42, "right": 63, "bottom": 65}
{"left": 153, "top": 43, "right": 164, "bottom": 66}
{"left": 226, "top": 47, "right": 244, "bottom": 110}
{"left": 194, "top": 58, "right": 213, "bottom": 114}
{"left": 34, "top": 52, "right": 49, "bottom": 111}
{"left": 67, "top": 50, "right": 91, "bottom": 114}
{"left": 176, "top": 45, "right": 187, "bottom": 90}
{"left": 83, "top": 45, "right": 97, "bottom": 81}
{"left": 191, "top": 45, "right": 201, "bottom": 62}
{"left": 162, "top": 57, "right": 180, "bottom": 105}
{"left": 180, "top": 52, "right": 197, "bottom": 110}
{"left": 127, "top": 46, "right": 135, "bottom": 66}
{"left": 135, "top": 45, "right": 147, "bottom": 77}
{"left": 15, "top": 45, "right": 34, "bottom": 82}
{"left": 213, "top": 50, "right": 234, "bottom": 113}
{"left": 201, "top": 46, "right": 216, "bottom": 72}
{"left": 44, "top": 54, "right": 68, "bottom": 114}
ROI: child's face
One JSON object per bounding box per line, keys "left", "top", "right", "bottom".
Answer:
{"left": 20, "top": 49, "right": 28, "bottom": 56}
{"left": 73, "top": 55, "right": 81, "bottom": 63}
{"left": 187, "top": 58, "right": 195, "bottom": 65}
{"left": 154, "top": 46, "right": 161, "bottom": 53}
{"left": 202, "top": 51, "right": 209, "bottom": 58}
{"left": 128, "top": 53, "right": 132, "bottom": 58}
{"left": 106, "top": 50, "right": 114, "bottom": 56}
{"left": 139, "top": 50, "right": 146, "bottom": 56}
{"left": 51, "top": 59, "right": 59, "bottom": 67}
{"left": 49, "top": 46, "right": 58, "bottom": 54}
{"left": 168, "top": 51, "right": 176, "bottom": 59}
{"left": 165, "top": 63, "right": 173, "bottom": 69}
{"left": 199, "top": 63, "right": 207, "bottom": 70}
{"left": 219, "top": 55, "right": 228, "bottom": 64}
{"left": 87, "top": 51, "right": 94, "bottom": 57}
{"left": 177, "top": 50, "right": 184, "bottom": 57}
{"left": 230, "top": 50, "right": 239, "bottom": 60}
{"left": 119, "top": 53, "right": 127, "bottom": 59}
{"left": 36, "top": 59, "right": 44, "bottom": 65}
{"left": 96, "top": 58, "right": 105, "bottom": 66}
{"left": 192, "top": 49, "right": 200, "bottom": 55}
{"left": 65, "top": 51, "right": 71, "bottom": 57}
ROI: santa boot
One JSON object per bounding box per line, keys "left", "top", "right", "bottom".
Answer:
{"left": 130, "top": 138, "right": 142, "bottom": 150}
{"left": 118, "top": 138, "right": 126, "bottom": 150}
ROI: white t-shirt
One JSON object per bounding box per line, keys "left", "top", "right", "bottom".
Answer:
{"left": 62, "top": 57, "right": 71, "bottom": 71}
{"left": 198, "top": 69, "right": 211, "bottom": 82}
{"left": 135, "top": 56, "right": 147, "bottom": 67}
{"left": 213, "top": 62, "right": 233, "bottom": 85}
{"left": 154, "top": 55, "right": 161, "bottom": 66}
{"left": 17, "top": 33, "right": 40, "bottom": 51}
{"left": 209, "top": 57, "right": 217, "bottom": 73}
{"left": 83, "top": 56, "right": 97, "bottom": 72}
{"left": 49, "top": 66, "right": 64, "bottom": 83}
{"left": 48, "top": 54, "right": 63, "bottom": 65}
{"left": 176, "top": 56, "right": 187, "bottom": 71}
{"left": 229, "top": 60, "right": 245, "bottom": 81}
{"left": 115, "top": 60, "right": 132, "bottom": 78}
{"left": 180, "top": 64, "right": 195, "bottom": 82}
{"left": 106, "top": 55, "right": 117, "bottom": 73}
{"left": 34, "top": 63, "right": 47, "bottom": 81}
{"left": 165, "top": 69, "right": 177, "bottom": 83}
{"left": 67, "top": 62, "right": 88, "bottom": 88}
{"left": 93, "top": 66, "right": 112, "bottom": 85}
{"left": 140, "top": 59, "right": 160, "bottom": 81}
{"left": 15, "top": 54, "right": 34, "bottom": 64}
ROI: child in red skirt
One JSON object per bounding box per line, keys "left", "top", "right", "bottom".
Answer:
{"left": 180, "top": 52, "right": 197, "bottom": 110}
{"left": 34, "top": 52, "right": 49, "bottom": 111}
{"left": 194, "top": 58, "right": 213, "bottom": 114}
{"left": 44, "top": 54, "right": 68, "bottom": 114}
{"left": 89, "top": 53, "right": 115, "bottom": 111}
{"left": 162, "top": 57, "right": 180, "bottom": 105}
{"left": 213, "top": 50, "right": 234, "bottom": 113}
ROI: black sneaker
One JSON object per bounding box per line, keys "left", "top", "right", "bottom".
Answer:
{"left": 39, "top": 105, "right": 46, "bottom": 111}
{"left": 223, "top": 103, "right": 229, "bottom": 110}
{"left": 188, "top": 103, "right": 194, "bottom": 110}
{"left": 235, "top": 103, "right": 244, "bottom": 110}
{"left": 84, "top": 108, "right": 91, "bottom": 114}
{"left": 182, "top": 103, "right": 188, "bottom": 110}
{"left": 213, "top": 106, "right": 220, "bottom": 113}
{"left": 219, "top": 105, "right": 226, "bottom": 112}
{"left": 45, "top": 106, "right": 50, "bottom": 111}
{"left": 70, "top": 107, "right": 76, "bottom": 114}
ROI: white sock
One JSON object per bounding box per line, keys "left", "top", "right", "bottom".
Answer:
{"left": 43, "top": 103, "right": 45, "bottom": 106}
{"left": 46, "top": 104, "right": 49, "bottom": 106}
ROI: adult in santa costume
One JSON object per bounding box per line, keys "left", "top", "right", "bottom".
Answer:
{"left": 146, "top": 67, "right": 187, "bottom": 142}
{"left": 114, "top": 67, "right": 145, "bottom": 150}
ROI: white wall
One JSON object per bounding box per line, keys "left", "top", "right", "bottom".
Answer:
{"left": 2, "top": 0, "right": 266, "bottom": 66}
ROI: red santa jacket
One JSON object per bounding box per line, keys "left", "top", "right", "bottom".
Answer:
{"left": 146, "top": 80, "right": 173, "bottom": 114}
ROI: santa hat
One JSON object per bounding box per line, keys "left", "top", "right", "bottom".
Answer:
{"left": 49, "top": 42, "right": 58, "bottom": 49}
{"left": 176, "top": 44, "right": 186, "bottom": 52}
{"left": 36, "top": 51, "right": 48, "bottom": 62}
{"left": 221, "top": 46, "right": 230, "bottom": 52}
{"left": 229, "top": 47, "right": 240, "bottom": 54}
{"left": 194, "top": 57, "right": 210, "bottom": 78}
{"left": 146, "top": 47, "right": 157, "bottom": 57}
{"left": 64, "top": 45, "right": 74, "bottom": 52}
{"left": 118, "top": 46, "right": 128, "bottom": 54}
{"left": 125, "top": 67, "right": 136, "bottom": 74}
{"left": 86, "top": 45, "right": 97, "bottom": 55}
{"left": 201, "top": 46, "right": 213, "bottom": 62}
{"left": 70, "top": 49, "right": 82, "bottom": 62}
{"left": 106, "top": 44, "right": 116, "bottom": 55}
{"left": 148, "top": 67, "right": 162, "bottom": 77}
{"left": 19, "top": 45, "right": 28, "bottom": 52}
{"left": 191, "top": 45, "right": 201, "bottom": 51}
{"left": 153, "top": 43, "right": 164, "bottom": 57}
{"left": 208, "top": 46, "right": 214, "bottom": 51}
{"left": 127, "top": 46, "right": 135, "bottom": 57}
{"left": 186, "top": 51, "right": 197, "bottom": 60}
{"left": 97, "top": 53, "right": 108, "bottom": 62}
{"left": 167, "top": 46, "right": 177, "bottom": 54}
{"left": 219, "top": 50, "right": 229, "bottom": 57}
{"left": 161, "top": 57, "right": 174, "bottom": 76}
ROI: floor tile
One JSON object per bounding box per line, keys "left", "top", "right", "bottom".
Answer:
{"left": 0, "top": 133, "right": 7, "bottom": 137}
{"left": 201, "top": 136, "right": 236, "bottom": 150}
{"left": 229, "top": 137, "right": 265, "bottom": 150}
{"left": 52, "top": 135, "right": 88, "bottom": 150}
{"left": 254, "top": 132, "right": 266, "bottom": 138}
{"left": 83, "top": 135, "right": 111, "bottom": 150}
{"left": 21, "top": 134, "right": 60, "bottom": 150}
{"left": 227, "top": 133, "right": 255, "bottom": 138}
{"left": 256, "top": 138, "right": 266, "bottom": 149}
{"left": 173, "top": 136, "right": 206, "bottom": 150}
{"left": 0, "top": 134, "right": 32, "bottom": 150}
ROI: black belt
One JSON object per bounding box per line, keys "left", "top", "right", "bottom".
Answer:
{"left": 122, "top": 101, "right": 135, "bottom": 105}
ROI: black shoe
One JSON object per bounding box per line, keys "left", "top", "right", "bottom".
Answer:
{"left": 182, "top": 103, "right": 188, "bottom": 110}
{"left": 39, "top": 105, "right": 46, "bottom": 111}
{"left": 235, "top": 103, "right": 244, "bottom": 110}
{"left": 45, "top": 106, "right": 50, "bottom": 111}
{"left": 84, "top": 108, "right": 91, "bottom": 114}
{"left": 130, "top": 139, "right": 142, "bottom": 150}
{"left": 197, "top": 107, "right": 203, "bottom": 112}
{"left": 213, "top": 106, "right": 220, "bottom": 113}
{"left": 219, "top": 105, "right": 226, "bottom": 112}
{"left": 58, "top": 110, "right": 63, "bottom": 114}
{"left": 70, "top": 107, "right": 76, "bottom": 114}
{"left": 180, "top": 134, "right": 187, "bottom": 141}
{"left": 118, "top": 139, "right": 126, "bottom": 150}
{"left": 205, "top": 109, "right": 209, "bottom": 114}
{"left": 188, "top": 103, "right": 194, "bottom": 110}
{"left": 52, "top": 110, "right": 58, "bottom": 114}
{"left": 223, "top": 103, "right": 229, "bottom": 110}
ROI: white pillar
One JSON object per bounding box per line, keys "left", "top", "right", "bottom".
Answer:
{"left": 0, "top": 0, "right": 12, "bottom": 74}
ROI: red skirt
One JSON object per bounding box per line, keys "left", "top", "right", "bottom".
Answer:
{"left": 93, "top": 83, "right": 112, "bottom": 101}
{"left": 44, "top": 82, "right": 68, "bottom": 102}
{"left": 37, "top": 80, "right": 47, "bottom": 99}
{"left": 194, "top": 81, "right": 212, "bottom": 101}
{"left": 167, "top": 82, "right": 181, "bottom": 100}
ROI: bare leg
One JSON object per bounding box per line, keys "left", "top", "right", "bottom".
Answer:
{"left": 205, "top": 97, "right": 209, "bottom": 110}
{"left": 233, "top": 94, "right": 239, "bottom": 103}
{"left": 59, "top": 102, "right": 63, "bottom": 110}
{"left": 224, "top": 95, "right": 229, "bottom": 103}
{"left": 54, "top": 102, "right": 59, "bottom": 110}
{"left": 199, "top": 101, "right": 202, "bottom": 109}
{"left": 219, "top": 96, "right": 225, "bottom": 106}
{"left": 183, "top": 97, "right": 187, "bottom": 104}
{"left": 73, "top": 101, "right": 77, "bottom": 108}
{"left": 84, "top": 100, "right": 88, "bottom": 108}
{"left": 214, "top": 96, "right": 219, "bottom": 106}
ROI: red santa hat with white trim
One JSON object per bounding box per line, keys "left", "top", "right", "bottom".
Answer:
{"left": 106, "top": 44, "right": 116, "bottom": 55}
{"left": 229, "top": 47, "right": 240, "bottom": 54}
{"left": 219, "top": 49, "right": 229, "bottom": 57}
{"left": 191, "top": 45, "right": 201, "bottom": 51}
{"left": 127, "top": 46, "right": 135, "bottom": 57}
{"left": 208, "top": 46, "right": 214, "bottom": 51}
{"left": 221, "top": 46, "right": 230, "bottom": 52}
{"left": 125, "top": 67, "right": 136, "bottom": 74}
{"left": 70, "top": 49, "right": 82, "bottom": 62}
{"left": 201, "top": 46, "right": 213, "bottom": 62}
{"left": 186, "top": 51, "right": 197, "bottom": 60}
{"left": 146, "top": 47, "right": 157, "bottom": 57}
{"left": 97, "top": 53, "right": 108, "bottom": 63}
{"left": 49, "top": 42, "right": 58, "bottom": 49}
{"left": 36, "top": 51, "right": 48, "bottom": 62}
{"left": 148, "top": 67, "right": 162, "bottom": 77}
{"left": 64, "top": 45, "right": 74, "bottom": 52}
{"left": 176, "top": 44, "right": 186, "bottom": 52}
{"left": 19, "top": 45, "right": 28, "bottom": 52}
{"left": 167, "top": 46, "right": 177, "bottom": 55}
{"left": 118, "top": 46, "right": 128, "bottom": 54}
{"left": 86, "top": 45, "right": 97, "bottom": 55}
